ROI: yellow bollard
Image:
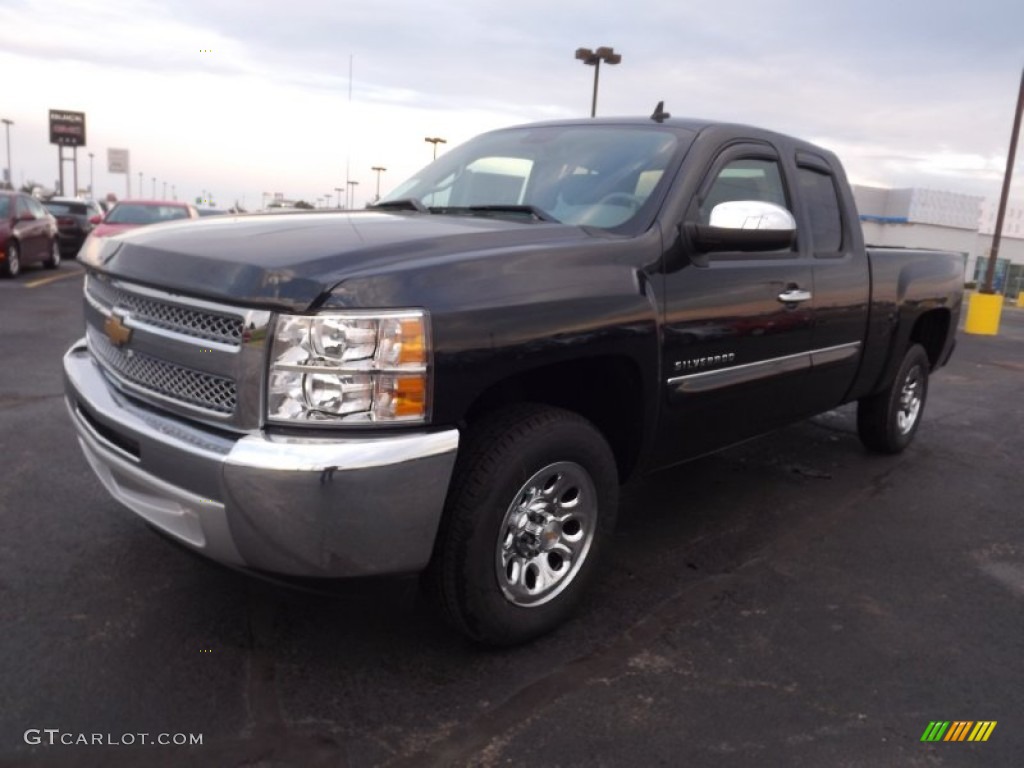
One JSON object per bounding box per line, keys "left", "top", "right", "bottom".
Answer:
{"left": 1018, "top": 291, "right": 1024, "bottom": 309}
{"left": 964, "top": 292, "right": 1003, "bottom": 335}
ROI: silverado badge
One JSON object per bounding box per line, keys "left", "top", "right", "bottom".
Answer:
{"left": 104, "top": 313, "right": 132, "bottom": 347}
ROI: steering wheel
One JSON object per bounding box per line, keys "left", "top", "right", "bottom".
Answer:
{"left": 595, "top": 193, "right": 639, "bottom": 210}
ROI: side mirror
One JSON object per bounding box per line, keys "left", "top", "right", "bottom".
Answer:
{"left": 686, "top": 201, "right": 796, "bottom": 253}
{"left": 89, "top": 214, "right": 104, "bottom": 225}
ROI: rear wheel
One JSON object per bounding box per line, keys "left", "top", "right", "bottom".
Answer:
{"left": 2, "top": 240, "right": 20, "bottom": 278}
{"left": 43, "top": 239, "right": 61, "bottom": 269}
{"left": 857, "top": 344, "right": 930, "bottom": 454}
{"left": 428, "top": 405, "right": 618, "bottom": 646}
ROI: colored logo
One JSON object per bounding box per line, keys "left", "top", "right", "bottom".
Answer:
{"left": 104, "top": 313, "right": 132, "bottom": 347}
{"left": 921, "top": 721, "right": 996, "bottom": 742}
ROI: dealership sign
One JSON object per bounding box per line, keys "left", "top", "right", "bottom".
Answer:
{"left": 49, "top": 110, "right": 87, "bottom": 147}
{"left": 107, "top": 148, "right": 130, "bottom": 174}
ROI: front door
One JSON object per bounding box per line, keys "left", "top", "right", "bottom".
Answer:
{"left": 653, "top": 145, "right": 814, "bottom": 467}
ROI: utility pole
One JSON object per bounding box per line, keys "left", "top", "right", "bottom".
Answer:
{"left": 981, "top": 66, "right": 1024, "bottom": 295}
{"left": 1, "top": 119, "right": 12, "bottom": 189}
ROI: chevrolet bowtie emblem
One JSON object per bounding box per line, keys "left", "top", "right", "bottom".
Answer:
{"left": 104, "top": 313, "right": 133, "bottom": 347}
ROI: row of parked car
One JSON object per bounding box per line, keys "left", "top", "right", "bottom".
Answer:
{"left": 0, "top": 191, "right": 212, "bottom": 278}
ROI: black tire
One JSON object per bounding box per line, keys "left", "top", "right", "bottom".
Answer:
{"left": 43, "top": 239, "right": 61, "bottom": 269}
{"left": 857, "top": 344, "right": 930, "bottom": 454}
{"left": 2, "top": 240, "right": 20, "bottom": 278}
{"left": 428, "top": 404, "right": 619, "bottom": 646}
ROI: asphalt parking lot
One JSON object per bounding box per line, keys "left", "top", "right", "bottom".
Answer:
{"left": 1, "top": 262, "right": 1022, "bottom": 767}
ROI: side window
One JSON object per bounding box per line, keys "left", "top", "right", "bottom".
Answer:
{"left": 700, "top": 158, "right": 787, "bottom": 224}
{"left": 798, "top": 167, "right": 843, "bottom": 252}
{"left": 16, "top": 197, "right": 31, "bottom": 218}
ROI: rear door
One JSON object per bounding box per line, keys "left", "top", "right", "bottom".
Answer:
{"left": 796, "top": 152, "right": 870, "bottom": 411}
{"left": 653, "top": 142, "right": 814, "bottom": 466}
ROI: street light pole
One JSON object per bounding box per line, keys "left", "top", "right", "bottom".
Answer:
{"left": 334, "top": 186, "right": 344, "bottom": 208}
{"left": 2, "top": 119, "right": 13, "bottom": 189}
{"left": 88, "top": 152, "right": 94, "bottom": 197}
{"left": 371, "top": 166, "right": 387, "bottom": 201}
{"left": 138, "top": 172, "right": 143, "bottom": 198}
{"left": 151, "top": 177, "right": 156, "bottom": 198}
{"left": 424, "top": 137, "right": 446, "bottom": 159}
{"left": 575, "top": 46, "right": 622, "bottom": 117}
{"left": 347, "top": 180, "right": 359, "bottom": 210}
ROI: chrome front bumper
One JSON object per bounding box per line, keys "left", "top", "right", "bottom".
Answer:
{"left": 63, "top": 338, "right": 460, "bottom": 578}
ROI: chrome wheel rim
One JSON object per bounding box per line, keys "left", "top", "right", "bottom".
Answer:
{"left": 51, "top": 242, "right": 60, "bottom": 266}
{"left": 8, "top": 245, "right": 19, "bottom": 275}
{"left": 495, "top": 461, "right": 597, "bottom": 607}
{"left": 896, "top": 367, "right": 923, "bottom": 434}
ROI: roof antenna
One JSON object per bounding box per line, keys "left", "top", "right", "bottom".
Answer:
{"left": 650, "top": 101, "right": 670, "bottom": 123}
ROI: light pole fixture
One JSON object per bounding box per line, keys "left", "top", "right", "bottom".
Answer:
{"left": 1, "top": 118, "right": 12, "bottom": 190}
{"left": 334, "top": 186, "right": 344, "bottom": 208}
{"left": 575, "top": 46, "right": 622, "bottom": 117}
{"left": 151, "top": 176, "right": 156, "bottom": 198}
{"left": 425, "top": 137, "right": 446, "bottom": 159}
{"left": 371, "top": 166, "right": 387, "bottom": 201}
{"left": 172, "top": 184, "right": 176, "bottom": 201}
{"left": 88, "top": 152, "right": 94, "bottom": 196}
{"left": 347, "top": 179, "right": 359, "bottom": 210}
{"left": 163, "top": 181, "right": 167, "bottom": 199}
{"left": 138, "top": 172, "right": 143, "bottom": 198}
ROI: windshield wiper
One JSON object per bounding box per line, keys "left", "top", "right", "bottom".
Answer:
{"left": 429, "top": 205, "right": 559, "bottom": 223}
{"left": 370, "top": 198, "right": 430, "bottom": 213}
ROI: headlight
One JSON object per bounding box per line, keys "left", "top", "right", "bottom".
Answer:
{"left": 267, "top": 310, "right": 430, "bottom": 424}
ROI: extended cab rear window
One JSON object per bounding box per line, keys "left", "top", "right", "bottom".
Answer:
{"left": 798, "top": 167, "right": 843, "bottom": 252}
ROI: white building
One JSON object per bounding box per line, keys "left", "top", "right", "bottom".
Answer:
{"left": 852, "top": 185, "right": 1024, "bottom": 297}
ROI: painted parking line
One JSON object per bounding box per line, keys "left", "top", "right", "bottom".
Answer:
{"left": 24, "top": 268, "right": 85, "bottom": 289}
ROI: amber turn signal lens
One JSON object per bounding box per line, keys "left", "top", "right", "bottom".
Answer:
{"left": 393, "top": 375, "right": 426, "bottom": 418}
{"left": 397, "top": 318, "right": 426, "bottom": 365}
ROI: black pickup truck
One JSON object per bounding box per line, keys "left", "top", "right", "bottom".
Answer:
{"left": 65, "top": 116, "right": 962, "bottom": 645}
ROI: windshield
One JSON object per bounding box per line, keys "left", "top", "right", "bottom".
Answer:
{"left": 106, "top": 203, "right": 190, "bottom": 225}
{"left": 380, "top": 125, "right": 683, "bottom": 230}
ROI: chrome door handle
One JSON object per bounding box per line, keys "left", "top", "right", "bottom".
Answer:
{"left": 777, "top": 289, "right": 812, "bottom": 303}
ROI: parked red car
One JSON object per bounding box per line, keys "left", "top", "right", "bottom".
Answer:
{"left": 1, "top": 191, "right": 61, "bottom": 278}
{"left": 88, "top": 200, "right": 200, "bottom": 239}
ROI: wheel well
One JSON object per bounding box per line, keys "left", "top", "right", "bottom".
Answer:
{"left": 463, "top": 357, "right": 646, "bottom": 482}
{"left": 909, "top": 309, "right": 951, "bottom": 368}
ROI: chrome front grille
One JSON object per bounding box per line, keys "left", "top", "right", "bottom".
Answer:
{"left": 88, "top": 326, "right": 237, "bottom": 414}
{"left": 83, "top": 273, "right": 272, "bottom": 430}
{"left": 86, "top": 276, "right": 245, "bottom": 346}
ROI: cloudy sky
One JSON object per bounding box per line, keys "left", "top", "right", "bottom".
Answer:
{"left": 1, "top": 0, "right": 1022, "bottom": 210}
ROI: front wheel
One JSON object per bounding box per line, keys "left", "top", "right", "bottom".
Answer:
{"left": 428, "top": 405, "right": 619, "bottom": 646}
{"left": 857, "top": 344, "right": 930, "bottom": 454}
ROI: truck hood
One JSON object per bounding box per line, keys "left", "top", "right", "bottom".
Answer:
{"left": 80, "top": 211, "right": 593, "bottom": 311}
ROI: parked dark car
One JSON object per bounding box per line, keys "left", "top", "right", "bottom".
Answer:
{"left": 1, "top": 191, "right": 60, "bottom": 277}
{"left": 43, "top": 197, "right": 104, "bottom": 258}
{"left": 66, "top": 116, "right": 963, "bottom": 645}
